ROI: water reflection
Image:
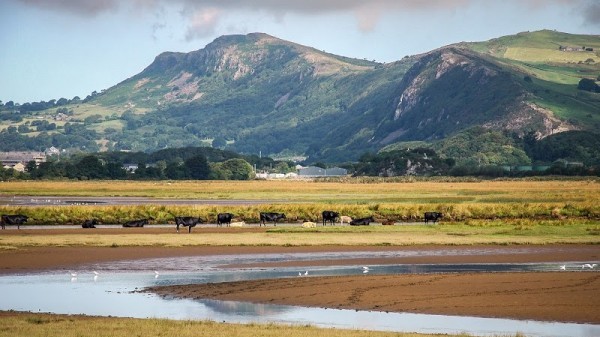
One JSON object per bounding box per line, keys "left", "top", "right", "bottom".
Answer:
{"left": 1, "top": 251, "right": 599, "bottom": 337}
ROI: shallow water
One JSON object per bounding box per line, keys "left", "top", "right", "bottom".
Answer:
{"left": 0, "top": 195, "right": 277, "bottom": 206}
{"left": 1, "top": 250, "right": 599, "bottom": 337}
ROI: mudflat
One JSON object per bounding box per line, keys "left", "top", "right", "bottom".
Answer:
{"left": 1, "top": 242, "right": 599, "bottom": 324}
{"left": 148, "top": 272, "right": 600, "bottom": 324}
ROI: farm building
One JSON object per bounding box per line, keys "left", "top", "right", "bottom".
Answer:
{"left": 0, "top": 151, "right": 46, "bottom": 171}
{"left": 297, "top": 166, "right": 347, "bottom": 177}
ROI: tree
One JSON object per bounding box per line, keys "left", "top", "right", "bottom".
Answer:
{"left": 212, "top": 136, "right": 227, "bottom": 149}
{"left": 165, "top": 161, "right": 188, "bottom": 179}
{"left": 25, "top": 160, "right": 37, "bottom": 174}
{"left": 184, "top": 155, "right": 210, "bottom": 179}
{"left": 17, "top": 125, "right": 30, "bottom": 133}
{"left": 75, "top": 155, "right": 106, "bottom": 179}
{"left": 219, "top": 158, "right": 254, "bottom": 180}
{"left": 577, "top": 78, "right": 600, "bottom": 92}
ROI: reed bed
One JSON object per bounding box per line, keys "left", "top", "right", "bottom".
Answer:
{"left": 1, "top": 202, "right": 598, "bottom": 226}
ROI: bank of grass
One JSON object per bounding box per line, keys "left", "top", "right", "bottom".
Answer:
{"left": 1, "top": 201, "right": 598, "bottom": 226}
{"left": 1, "top": 220, "right": 598, "bottom": 249}
{"left": 0, "top": 311, "right": 456, "bottom": 337}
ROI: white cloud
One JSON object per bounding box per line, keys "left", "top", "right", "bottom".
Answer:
{"left": 185, "top": 7, "right": 221, "bottom": 40}
{"left": 13, "top": 0, "right": 599, "bottom": 40}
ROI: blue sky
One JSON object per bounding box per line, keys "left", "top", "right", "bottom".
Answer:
{"left": 1, "top": 0, "right": 599, "bottom": 104}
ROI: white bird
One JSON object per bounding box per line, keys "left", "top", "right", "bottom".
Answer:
{"left": 93, "top": 271, "right": 99, "bottom": 275}
{"left": 363, "top": 269, "right": 369, "bottom": 274}
{"left": 304, "top": 271, "right": 308, "bottom": 276}
{"left": 582, "top": 263, "right": 597, "bottom": 269}
{"left": 560, "top": 265, "right": 566, "bottom": 270}
{"left": 69, "top": 271, "right": 77, "bottom": 278}
{"left": 298, "top": 272, "right": 302, "bottom": 277}
{"left": 362, "top": 266, "right": 370, "bottom": 271}
{"left": 154, "top": 270, "right": 160, "bottom": 278}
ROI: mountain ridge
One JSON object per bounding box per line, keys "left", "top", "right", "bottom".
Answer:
{"left": 1, "top": 30, "right": 599, "bottom": 164}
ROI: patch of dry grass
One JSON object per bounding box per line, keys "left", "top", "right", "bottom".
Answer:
{"left": 0, "top": 311, "right": 460, "bottom": 337}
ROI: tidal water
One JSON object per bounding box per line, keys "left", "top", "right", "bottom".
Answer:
{"left": 1, "top": 250, "right": 599, "bottom": 337}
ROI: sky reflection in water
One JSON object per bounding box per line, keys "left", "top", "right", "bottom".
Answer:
{"left": 0, "top": 250, "right": 598, "bottom": 337}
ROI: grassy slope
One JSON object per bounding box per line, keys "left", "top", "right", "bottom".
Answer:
{"left": 469, "top": 30, "right": 600, "bottom": 125}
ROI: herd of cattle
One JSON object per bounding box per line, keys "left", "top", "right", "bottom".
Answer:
{"left": 1, "top": 211, "right": 444, "bottom": 232}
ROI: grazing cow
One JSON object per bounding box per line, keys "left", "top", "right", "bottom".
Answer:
{"left": 122, "top": 218, "right": 151, "bottom": 228}
{"left": 174, "top": 216, "right": 204, "bottom": 233}
{"left": 350, "top": 216, "right": 374, "bottom": 226}
{"left": 259, "top": 212, "right": 286, "bottom": 226}
{"left": 339, "top": 215, "right": 352, "bottom": 225}
{"left": 1, "top": 214, "right": 28, "bottom": 229}
{"left": 424, "top": 212, "right": 443, "bottom": 224}
{"left": 82, "top": 219, "right": 98, "bottom": 228}
{"left": 322, "top": 211, "right": 339, "bottom": 226}
{"left": 217, "top": 213, "right": 234, "bottom": 227}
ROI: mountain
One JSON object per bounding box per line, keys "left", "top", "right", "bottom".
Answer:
{"left": 1, "top": 31, "right": 599, "bottom": 164}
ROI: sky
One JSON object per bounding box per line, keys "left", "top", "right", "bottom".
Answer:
{"left": 1, "top": 0, "right": 599, "bottom": 104}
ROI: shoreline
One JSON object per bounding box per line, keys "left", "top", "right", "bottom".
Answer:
{"left": 1, "top": 243, "right": 599, "bottom": 324}
{"left": 147, "top": 272, "right": 600, "bottom": 324}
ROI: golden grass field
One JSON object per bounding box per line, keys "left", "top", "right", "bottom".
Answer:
{"left": 1, "top": 179, "right": 597, "bottom": 202}
{"left": 0, "top": 311, "right": 467, "bottom": 337}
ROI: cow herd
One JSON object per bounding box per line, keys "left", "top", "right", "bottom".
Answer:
{"left": 0, "top": 211, "right": 443, "bottom": 231}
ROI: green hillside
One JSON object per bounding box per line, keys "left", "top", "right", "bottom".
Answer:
{"left": 1, "top": 31, "right": 599, "bottom": 165}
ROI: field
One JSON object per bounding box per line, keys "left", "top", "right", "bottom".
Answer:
{"left": 503, "top": 47, "right": 599, "bottom": 64}
{"left": 0, "top": 179, "right": 598, "bottom": 248}
{"left": 1, "top": 179, "right": 599, "bottom": 337}
{"left": 0, "top": 311, "right": 461, "bottom": 337}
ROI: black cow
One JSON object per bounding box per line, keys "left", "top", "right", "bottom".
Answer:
{"left": 350, "top": 216, "right": 374, "bottom": 226}
{"left": 259, "top": 212, "right": 286, "bottom": 226}
{"left": 174, "top": 216, "right": 204, "bottom": 233}
{"left": 217, "top": 213, "right": 234, "bottom": 227}
{"left": 424, "top": 212, "right": 443, "bottom": 224}
{"left": 322, "top": 211, "right": 339, "bottom": 226}
{"left": 1, "top": 214, "right": 28, "bottom": 229}
{"left": 82, "top": 219, "right": 98, "bottom": 228}
{"left": 122, "top": 218, "right": 151, "bottom": 228}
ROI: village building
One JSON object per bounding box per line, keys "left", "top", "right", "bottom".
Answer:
{"left": 0, "top": 151, "right": 47, "bottom": 172}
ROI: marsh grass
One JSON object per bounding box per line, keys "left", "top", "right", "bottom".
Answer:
{"left": 1, "top": 201, "right": 598, "bottom": 225}
{"left": 0, "top": 180, "right": 598, "bottom": 247}
{"left": 0, "top": 312, "right": 451, "bottom": 337}
{"left": 1, "top": 220, "right": 598, "bottom": 249}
